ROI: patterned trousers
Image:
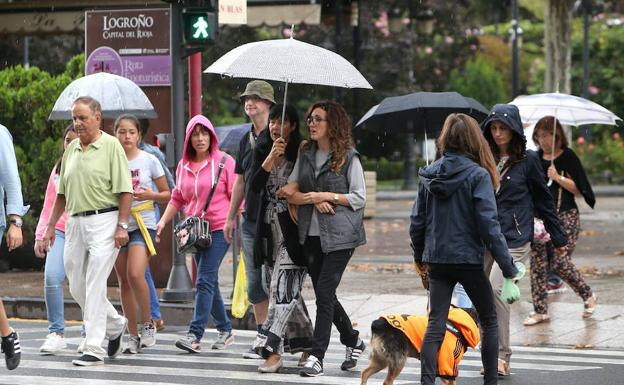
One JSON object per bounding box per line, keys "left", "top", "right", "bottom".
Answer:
{"left": 253, "top": 244, "right": 313, "bottom": 356}
{"left": 529, "top": 208, "right": 593, "bottom": 314}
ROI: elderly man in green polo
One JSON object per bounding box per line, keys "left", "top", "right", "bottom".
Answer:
{"left": 42, "top": 96, "right": 132, "bottom": 366}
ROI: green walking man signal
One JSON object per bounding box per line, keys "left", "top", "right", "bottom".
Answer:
{"left": 192, "top": 16, "right": 209, "bottom": 39}
{"left": 183, "top": 9, "right": 218, "bottom": 45}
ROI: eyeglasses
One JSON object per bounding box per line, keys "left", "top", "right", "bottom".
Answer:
{"left": 306, "top": 115, "right": 327, "bottom": 125}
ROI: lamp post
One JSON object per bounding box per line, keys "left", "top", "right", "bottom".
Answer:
{"left": 510, "top": 0, "right": 520, "bottom": 98}
{"left": 388, "top": 4, "right": 434, "bottom": 190}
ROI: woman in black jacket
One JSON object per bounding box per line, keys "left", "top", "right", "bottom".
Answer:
{"left": 410, "top": 113, "right": 518, "bottom": 385}
{"left": 470, "top": 104, "right": 567, "bottom": 375}
{"left": 527, "top": 116, "right": 597, "bottom": 325}
{"left": 248, "top": 104, "right": 313, "bottom": 373}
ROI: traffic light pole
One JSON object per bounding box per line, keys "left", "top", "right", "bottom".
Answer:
{"left": 161, "top": 1, "right": 195, "bottom": 303}
{"left": 189, "top": 53, "right": 202, "bottom": 117}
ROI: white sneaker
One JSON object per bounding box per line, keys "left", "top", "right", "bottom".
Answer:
{"left": 140, "top": 322, "right": 156, "bottom": 348}
{"left": 39, "top": 333, "right": 67, "bottom": 355}
{"left": 123, "top": 335, "right": 141, "bottom": 354}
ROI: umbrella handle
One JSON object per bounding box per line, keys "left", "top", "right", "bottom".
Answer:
{"left": 547, "top": 110, "right": 558, "bottom": 187}
{"left": 281, "top": 81, "right": 289, "bottom": 139}
{"left": 424, "top": 129, "right": 430, "bottom": 166}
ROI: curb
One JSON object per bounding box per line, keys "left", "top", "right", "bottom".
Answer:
{"left": 377, "top": 185, "right": 624, "bottom": 201}
{"left": 1, "top": 296, "right": 256, "bottom": 330}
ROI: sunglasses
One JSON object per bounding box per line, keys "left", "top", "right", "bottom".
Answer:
{"left": 306, "top": 115, "right": 327, "bottom": 125}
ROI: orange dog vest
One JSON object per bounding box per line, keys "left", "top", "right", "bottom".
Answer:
{"left": 382, "top": 308, "right": 480, "bottom": 378}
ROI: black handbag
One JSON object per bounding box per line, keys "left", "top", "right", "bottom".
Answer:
{"left": 174, "top": 156, "right": 226, "bottom": 254}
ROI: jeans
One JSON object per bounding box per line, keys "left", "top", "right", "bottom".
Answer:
{"left": 304, "top": 236, "right": 359, "bottom": 361}
{"left": 451, "top": 283, "right": 472, "bottom": 308}
{"left": 188, "top": 231, "right": 232, "bottom": 340}
{"left": 241, "top": 217, "right": 268, "bottom": 304}
{"left": 145, "top": 266, "right": 161, "bottom": 320}
{"left": 45, "top": 230, "right": 66, "bottom": 334}
{"left": 146, "top": 204, "right": 162, "bottom": 320}
{"left": 422, "top": 265, "right": 498, "bottom": 385}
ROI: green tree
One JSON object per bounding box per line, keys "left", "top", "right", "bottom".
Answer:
{"left": 448, "top": 56, "right": 508, "bottom": 109}
{"left": 0, "top": 56, "right": 84, "bottom": 243}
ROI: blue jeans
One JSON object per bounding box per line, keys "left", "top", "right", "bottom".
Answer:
{"left": 146, "top": 204, "right": 162, "bottom": 320}
{"left": 452, "top": 283, "right": 473, "bottom": 308}
{"left": 188, "top": 231, "right": 232, "bottom": 340}
{"left": 45, "top": 230, "right": 66, "bottom": 334}
{"left": 241, "top": 217, "right": 268, "bottom": 304}
{"left": 145, "top": 266, "right": 161, "bottom": 320}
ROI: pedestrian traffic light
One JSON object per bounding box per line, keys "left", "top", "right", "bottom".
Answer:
{"left": 182, "top": 8, "right": 218, "bottom": 45}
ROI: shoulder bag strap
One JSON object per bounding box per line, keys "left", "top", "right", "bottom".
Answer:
{"left": 201, "top": 155, "right": 227, "bottom": 215}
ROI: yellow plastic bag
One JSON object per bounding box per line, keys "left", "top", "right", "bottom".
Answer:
{"left": 231, "top": 253, "right": 250, "bottom": 319}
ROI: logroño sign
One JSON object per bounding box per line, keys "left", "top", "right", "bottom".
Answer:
{"left": 85, "top": 8, "right": 171, "bottom": 86}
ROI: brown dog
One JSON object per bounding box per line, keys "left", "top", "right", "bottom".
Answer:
{"left": 360, "top": 308, "right": 480, "bottom": 385}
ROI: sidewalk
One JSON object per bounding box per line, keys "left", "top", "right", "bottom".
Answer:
{"left": 376, "top": 184, "right": 624, "bottom": 201}
{"left": 3, "top": 196, "right": 624, "bottom": 351}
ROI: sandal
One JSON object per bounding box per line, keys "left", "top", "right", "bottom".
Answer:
{"left": 497, "top": 359, "right": 511, "bottom": 376}
{"left": 582, "top": 294, "right": 597, "bottom": 318}
{"left": 478, "top": 359, "right": 511, "bottom": 377}
{"left": 523, "top": 312, "right": 550, "bottom": 326}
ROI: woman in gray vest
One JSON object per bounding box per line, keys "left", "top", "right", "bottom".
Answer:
{"left": 278, "top": 100, "right": 367, "bottom": 377}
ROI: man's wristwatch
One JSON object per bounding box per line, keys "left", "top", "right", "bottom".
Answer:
{"left": 9, "top": 217, "right": 23, "bottom": 228}
{"left": 117, "top": 222, "right": 129, "bottom": 230}
{"left": 333, "top": 193, "right": 339, "bottom": 205}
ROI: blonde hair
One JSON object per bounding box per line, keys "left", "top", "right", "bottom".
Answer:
{"left": 437, "top": 113, "right": 499, "bottom": 189}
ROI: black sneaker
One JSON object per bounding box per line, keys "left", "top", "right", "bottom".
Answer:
{"left": 299, "top": 355, "right": 323, "bottom": 377}
{"left": 72, "top": 354, "right": 104, "bottom": 366}
{"left": 341, "top": 339, "right": 366, "bottom": 371}
{"left": 107, "top": 317, "right": 127, "bottom": 359}
{"left": 1, "top": 330, "right": 21, "bottom": 370}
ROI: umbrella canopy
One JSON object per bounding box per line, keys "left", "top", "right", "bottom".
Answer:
{"left": 204, "top": 37, "right": 373, "bottom": 89}
{"left": 356, "top": 91, "right": 489, "bottom": 137}
{"left": 49, "top": 72, "right": 157, "bottom": 120}
{"left": 510, "top": 93, "right": 622, "bottom": 126}
{"left": 214, "top": 123, "right": 252, "bottom": 153}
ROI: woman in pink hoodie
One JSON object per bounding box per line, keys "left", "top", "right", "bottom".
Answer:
{"left": 156, "top": 115, "right": 236, "bottom": 353}
{"left": 33, "top": 125, "right": 77, "bottom": 355}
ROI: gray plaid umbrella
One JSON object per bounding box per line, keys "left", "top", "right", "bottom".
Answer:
{"left": 49, "top": 72, "right": 157, "bottom": 120}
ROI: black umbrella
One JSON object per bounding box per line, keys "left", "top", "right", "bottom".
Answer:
{"left": 356, "top": 92, "right": 489, "bottom": 185}
{"left": 356, "top": 91, "right": 489, "bottom": 137}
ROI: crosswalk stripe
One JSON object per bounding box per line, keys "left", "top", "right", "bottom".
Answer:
{"left": 19, "top": 347, "right": 482, "bottom": 378}
{"left": 0, "top": 376, "right": 182, "bottom": 385}
{"left": 15, "top": 360, "right": 416, "bottom": 385}
{"left": 462, "top": 351, "right": 624, "bottom": 366}
{"left": 8, "top": 327, "right": 615, "bottom": 384}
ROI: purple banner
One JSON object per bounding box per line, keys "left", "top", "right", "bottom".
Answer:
{"left": 121, "top": 55, "right": 171, "bottom": 86}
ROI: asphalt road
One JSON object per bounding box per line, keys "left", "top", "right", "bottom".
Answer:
{"left": 2, "top": 320, "right": 623, "bottom": 385}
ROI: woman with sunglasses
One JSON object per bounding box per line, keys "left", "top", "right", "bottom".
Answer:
{"left": 278, "top": 100, "right": 366, "bottom": 377}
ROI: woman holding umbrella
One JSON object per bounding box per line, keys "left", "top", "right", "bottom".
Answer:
{"left": 249, "top": 104, "right": 313, "bottom": 373}
{"left": 454, "top": 104, "right": 568, "bottom": 376}
{"left": 278, "top": 100, "right": 367, "bottom": 377}
{"left": 526, "top": 116, "right": 597, "bottom": 325}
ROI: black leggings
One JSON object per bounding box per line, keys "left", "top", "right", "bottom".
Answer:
{"left": 303, "top": 236, "right": 359, "bottom": 361}
{"left": 421, "top": 265, "right": 498, "bottom": 385}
